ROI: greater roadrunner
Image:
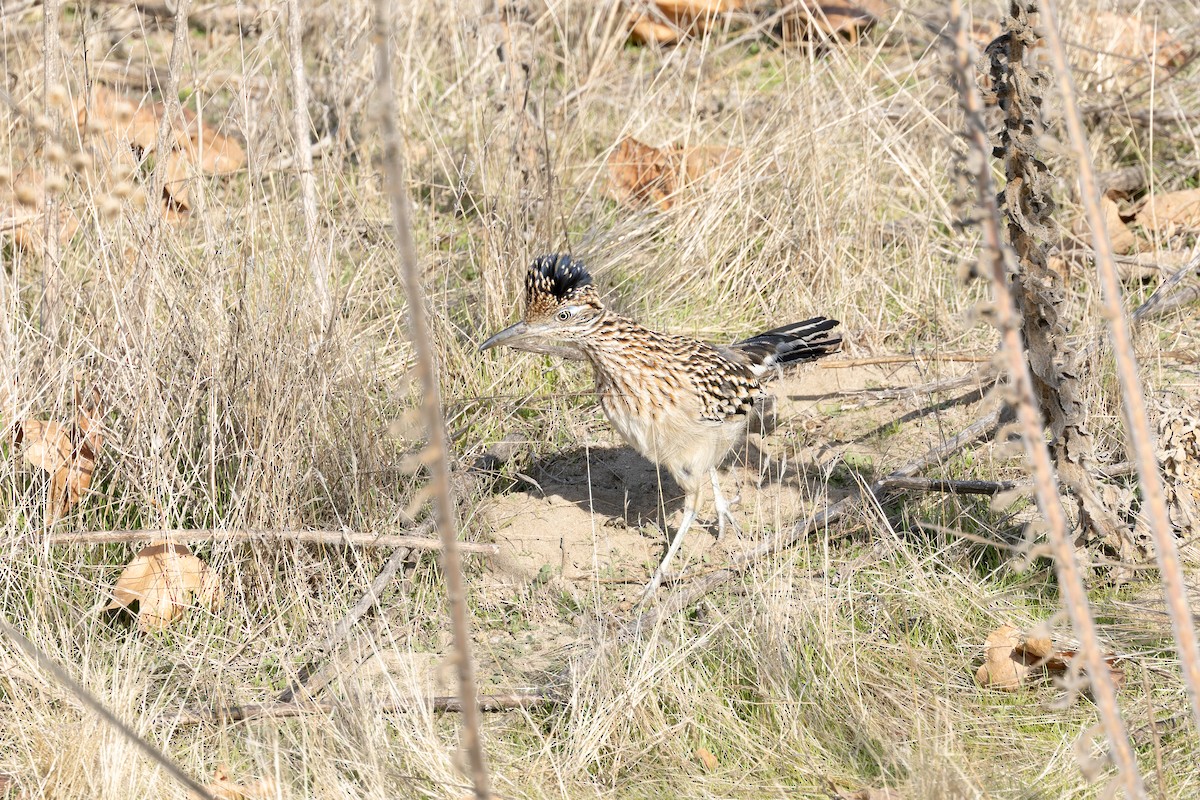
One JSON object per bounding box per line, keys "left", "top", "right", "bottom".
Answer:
{"left": 481, "top": 254, "right": 841, "bottom": 597}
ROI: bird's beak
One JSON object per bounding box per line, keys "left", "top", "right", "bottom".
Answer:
{"left": 479, "top": 321, "right": 531, "bottom": 353}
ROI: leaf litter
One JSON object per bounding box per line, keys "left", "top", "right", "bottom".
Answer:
{"left": 105, "top": 542, "right": 224, "bottom": 633}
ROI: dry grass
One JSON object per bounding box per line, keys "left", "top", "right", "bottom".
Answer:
{"left": 1, "top": 0, "right": 1198, "bottom": 797}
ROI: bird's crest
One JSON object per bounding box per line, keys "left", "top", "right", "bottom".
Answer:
{"left": 524, "top": 254, "right": 596, "bottom": 317}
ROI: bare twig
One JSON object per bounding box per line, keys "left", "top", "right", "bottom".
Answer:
{"left": 950, "top": 2, "right": 1144, "bottom": 794}
{"left": 372, "top": 2, "right": 491, "bottom": 796}
{"left": 877, "top": 476, "right": 1021, "bottom": 495}
{"left": 275, "top": 527, "right": 428, "bottom": 703}
{"left": 1132, "top": 249, "right": 1200, "bottom": 323}
{"left": 819, "top": 353, "right": 993, "bottom": 368}
{"left": 89, "top": 58, "right": 270, "bottom": 95}
{"left": 833, "top": 367, "right": 997, "bottom": 401}
{"left": 1041, "top": 0, "right": 1200, "bottom": 743}
{"left": 875, "top": 462, "right": 1135, "bottom": 497}
{"left": 0, "top": 615, "right": 215, "bottom": 800}
{"left": 44, "top": 528, "right": 498, "bottom": 554}
{"left": 164, "top": 691, "right": 552, "bottom": 727}
{"left": 283, "top": 0, "right": 330, "bottom": 325}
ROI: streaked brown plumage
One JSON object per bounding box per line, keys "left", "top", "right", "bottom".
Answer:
{"left": 481, "top": 254, "right": 841, "bottom": 597}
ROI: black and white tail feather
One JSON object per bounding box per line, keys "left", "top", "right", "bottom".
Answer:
{"left": 729, "top": 317, "right": 842, "bottom": 377}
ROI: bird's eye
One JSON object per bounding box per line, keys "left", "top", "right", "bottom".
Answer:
{"left": 556, "top": 309, "right": 572, "bottom": 321}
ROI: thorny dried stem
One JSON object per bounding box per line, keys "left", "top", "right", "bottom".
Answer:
{"left": 985, "top": 0, "right": 1130, "bottom": 566}
{"left": 371, "top": 2, "right": 491, "bottom": 798}
{"left": 949, "top": 1, "right": 1144, "bottom": 795}
{"left": 1038, "top": 0, "right": 1200, "bottom": 744}
{"left": 284, "top": 0, "right": 331, "bottom": 326}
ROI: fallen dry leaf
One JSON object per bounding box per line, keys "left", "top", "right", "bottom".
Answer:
{"left": 189, "top": 766, "right": 276, "bottom": 800}
{"left": 1155, "top": 394, "right": 1200, "bottom": 534}
{"left": 783, "top": 0, "right": 889, "bottom": 45}
{"left": 627, "top": 12, "right": 683, "bottom": 45}
{"left": 106, "top": 542, "right": 224, "bottom": 632}
{"left": 834, "top": 789, "right": 904, "bottom": 800}
{"left": 626, "top": 0, "right": 743, "bottom": 44}
{"left": 16, "top": 386, "right": 104, "bottom": 523}
{"left": 76, "top": 85, "right": 245, "bottom": 217}
{"left": 180, "top": 120, "right": 247, "bottom": 176}
{"left": 1135, "top": 189, "right": 1200, "bottom": 234}
{"left": 694, "top": 747, "right": 718, "bottom": 770}
{"left": 162, "top": 149, "right": 194, "bottom": 210}
{"left": 1078, "top": 13, "right": 1190, "bottom": 90}
{"left": 78, "top": 85, "right": 163, "bottom": 153}
{"left": 1099, "top": 195, "right": 1137, "bottom": 254}
{"left": 975, "top": 624, "right": 1029, "bottom": 691}
{"left": 607, "top": 136, "right": 739, "bottom": 210}
{"left": 975, "top": 623, "right": 1125, "bottom": 692}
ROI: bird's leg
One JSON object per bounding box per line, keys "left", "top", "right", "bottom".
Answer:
{"left": 710, "top": 468, "right": 742, "bottom": 542}
{"left": 640, "top": 488, "right": 700, "bottom": 599}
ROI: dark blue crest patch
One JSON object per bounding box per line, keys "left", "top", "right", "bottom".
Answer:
{"left": 525, "top": 254, "right": 594, "bottom": 315}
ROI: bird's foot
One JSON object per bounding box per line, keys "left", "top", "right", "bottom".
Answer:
{"left": 711, "top": 495, "right": 742, "bottom": 543}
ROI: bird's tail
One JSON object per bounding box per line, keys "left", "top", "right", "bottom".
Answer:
{"left": 730, "top": 317, "right": 841, "bottom": 376}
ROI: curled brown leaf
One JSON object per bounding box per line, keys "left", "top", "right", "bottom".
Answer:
{"left": 106, "top": 542, "right": 224, "bottom": 633}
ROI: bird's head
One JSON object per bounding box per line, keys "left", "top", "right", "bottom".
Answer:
{"left": 479, "top": 254, "right": 605, "bottom": 354}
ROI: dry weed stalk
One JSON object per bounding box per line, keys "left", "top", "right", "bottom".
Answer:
{"left": 284, "top": 0, "right": 331, "bottom": 325}
{"left": 44, "top": 527, "right": 498, "bottom": 553}
{"left": 1038, "top": 0, "right": 1200, "bottom": 742}
{"left": 40, "top": 0, "right": 63, "bottom": 344}
{"left": 166, "top": 690, "right": 550, "bottom": 726}
{"left": 948, "top": 0, "right": 1145, "bottom": 794}
{"left": 984, "top": 0, "right": 1129, "bottom": 565}
{"left": 1132, "top": 250, "right": 1200, "bottom": 323}
{"left": 372, "top": 1, "right": 491, "bottom": 797}
{"left": 140, "top": 0, "right": 193, "bottom": 328}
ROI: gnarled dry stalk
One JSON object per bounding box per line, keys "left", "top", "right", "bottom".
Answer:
{"left": 948, "top": 1, "right": 1145, "bottom": 795}
{"left": 986, "top": 0, "right": 1129, "bottom": 566}
{"left": 1038, "top": 0, "right": 1200, "bottom": 743}
{"left": 371, "top": 2, "right": 491, "bottom": 797}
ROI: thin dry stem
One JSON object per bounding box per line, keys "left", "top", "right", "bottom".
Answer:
{"left": 45, "top": 528, "right": 498, "bottom": 553}
{"left": 1039, "top": 0, "right": 1200, "bottom": 741}
{"left": 165, "top": 691, "right": 551, "bottom": 727}
{"left": 140, "top": 0, "right": 192, "bottom": 330}
{"left": 40, "top": 0, "right": 62, "bottom": 344}
{"left": 276, "top": 541, "right": 417, "bottom": 703}
{"left": 372, "top": 2, "right": 491, "bottom": 797}
{"left": 284, "top": 0, "right": 331, "bottom": 325}
{"left": 948, "top": 1, "right": 1145, "bottom": 794}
